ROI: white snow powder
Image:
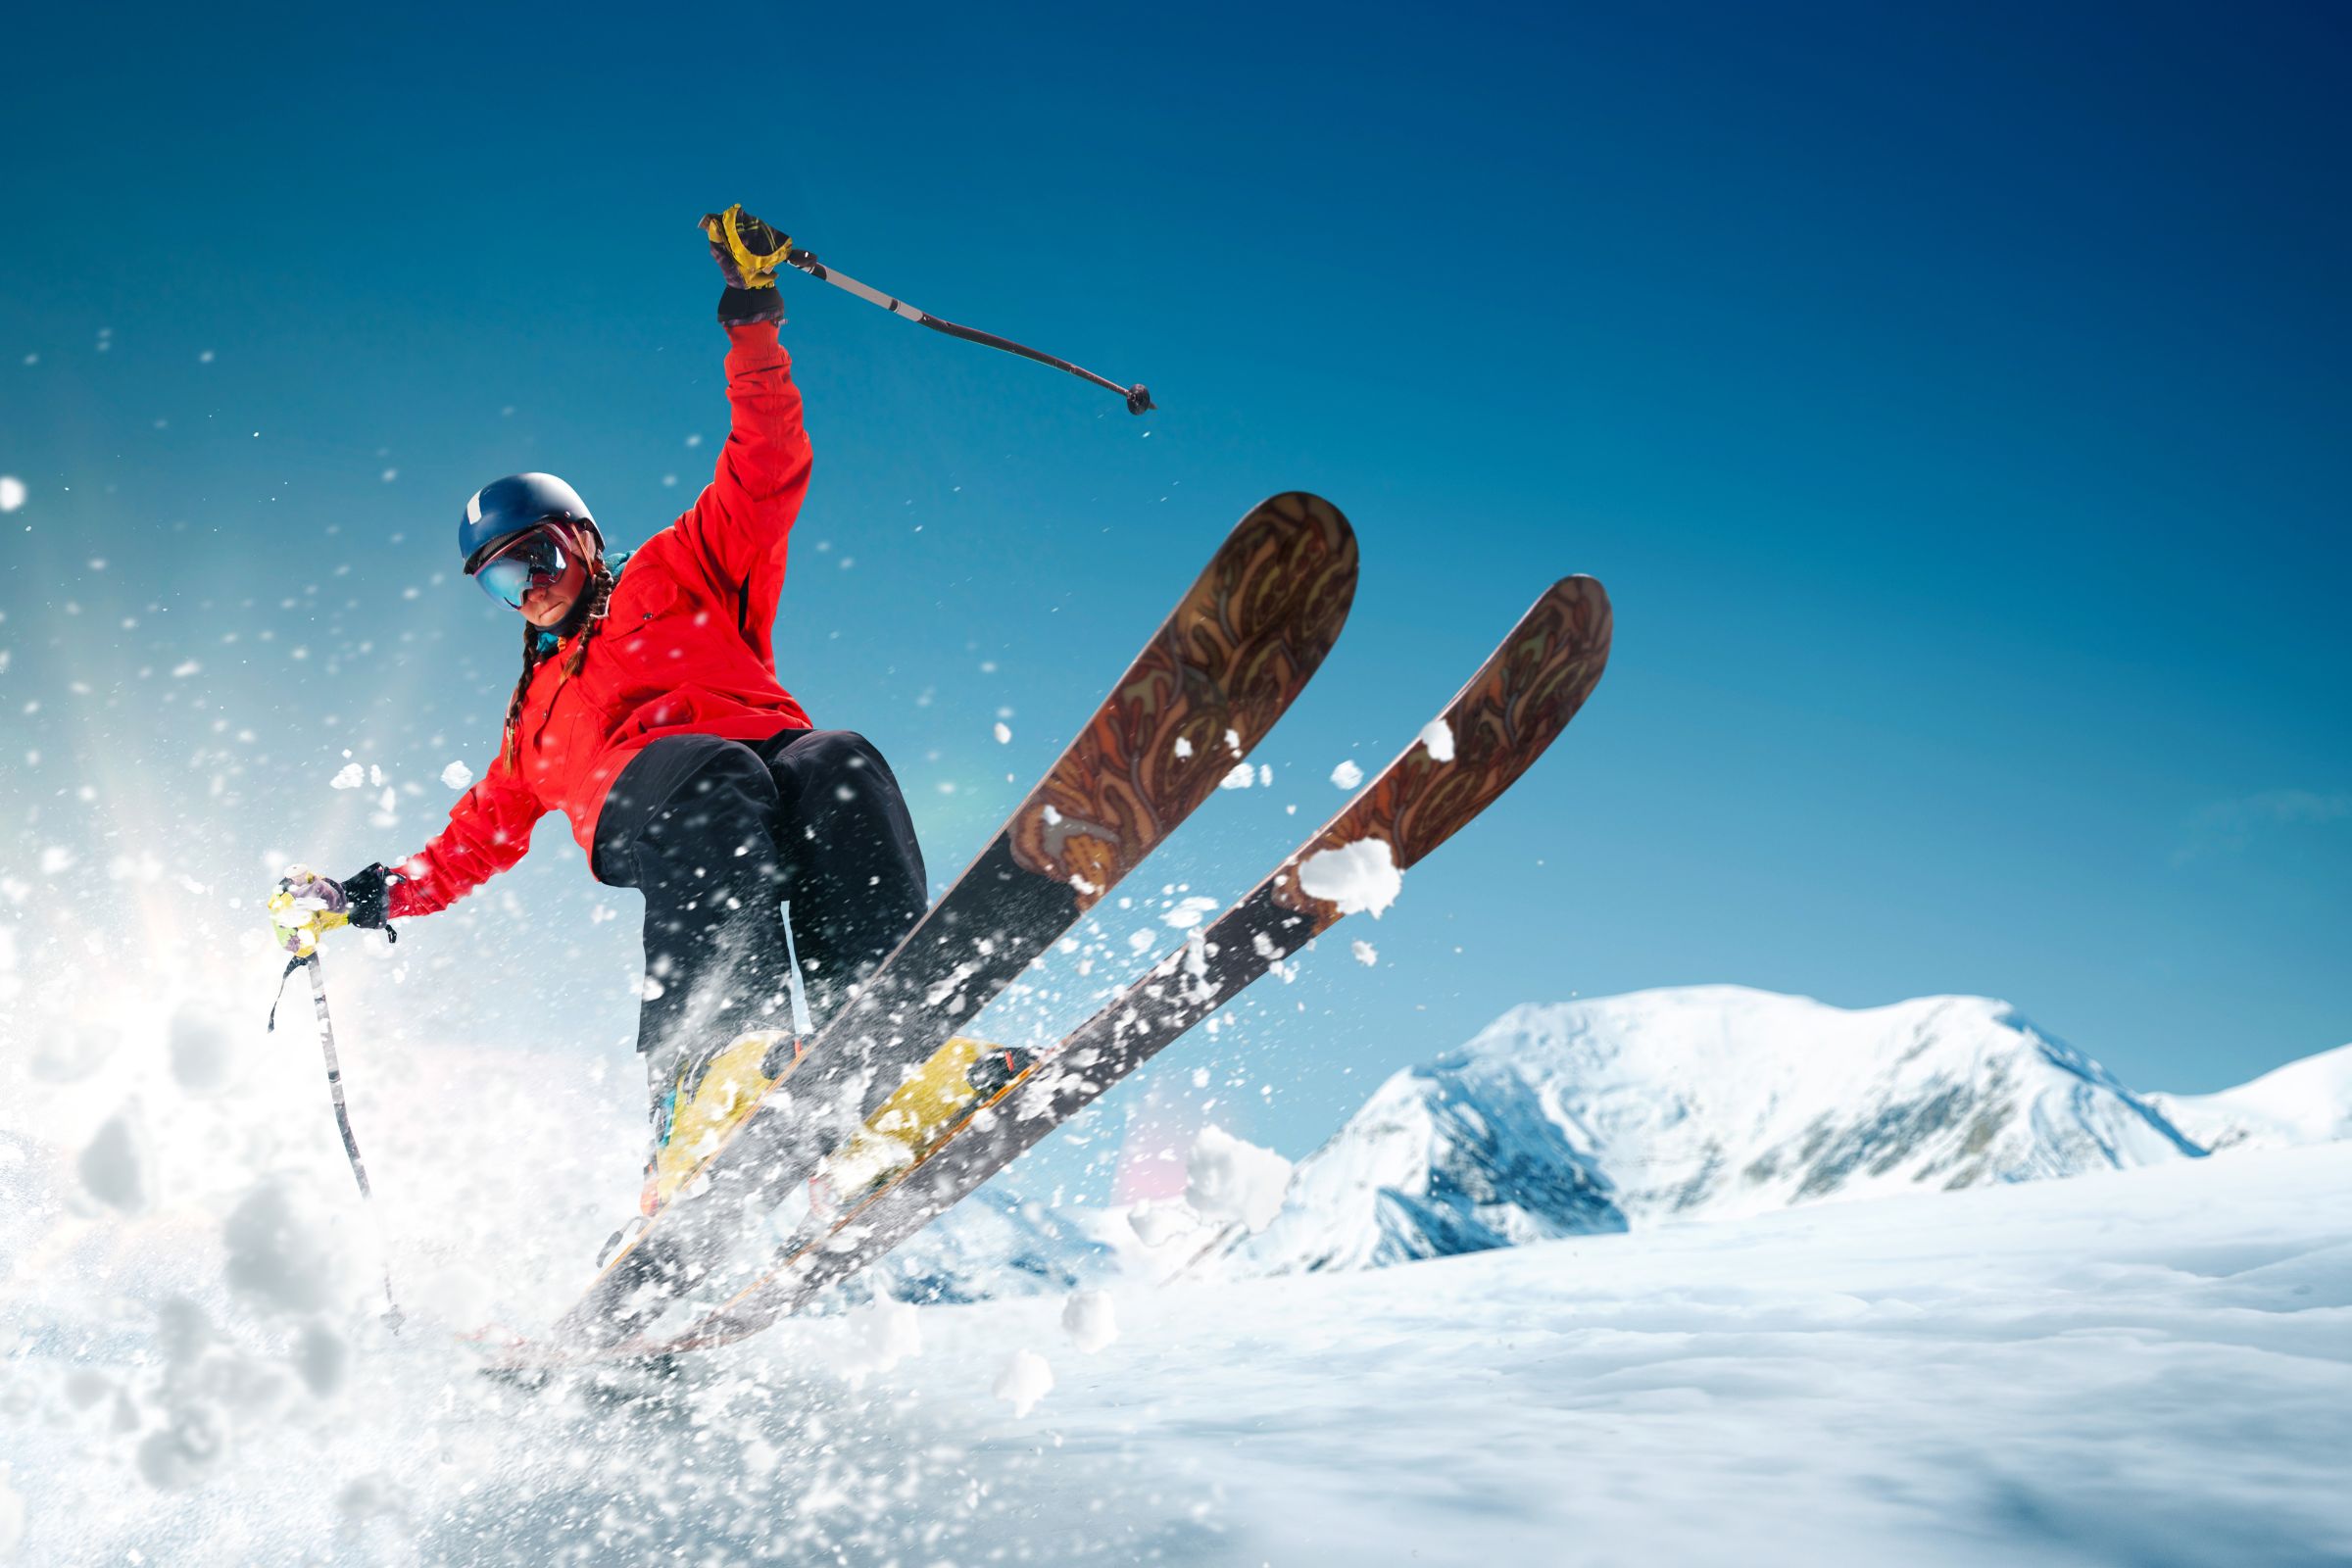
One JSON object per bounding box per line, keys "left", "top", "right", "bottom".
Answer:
{"left": 1297, "top": 838, "right": 1403, "bottom": 917}
{"left": 0, "top": 476, "right": 24, "bottom": 514}
{"left": 78, "top": 1111, "right": 148, "bottom": 1212}
{"left": 1162, "top": 896, "right": 1220, "bottom": 930}
{"left": 1173, "top": 736, "right": 1194, "bottom": 760}
{"left": 222, "top": 1182, "right": 346, "bottom": 1316}
{"left": 0, "top": 1463, "right": 23, "bottom": 1556}
{"left": 1330, "top": 759, "right": 1364, "bottom": 790}
{"left": 993, "top": 721, "right": 1011, "bottom": 745}
{"left": 1217, "top": 761, "right": 1255, "bottom": 790}
{"left": 1186, "top": 1125, "right": 1294, "bottom": 1234}
{"left": 439, "top": 760, "right": 474, "bottom": 791}
{"left": 329, "top": 763, "right": 365, "bottom": 790}
{"left": 1126, "top": 1199, "right": 1199, "bottom": 1248}
{"left": 1061, "top": 1290, "right": 1119, "bottom": 1354}
{"left": 1419, "top": 717, "right": 1455, "bottom": 762}
{"left": 294, "top": 1322, "right": 348, "bottom": 1397}
{"left": 168, "top": 1009, "right": 235, "bottom": 1094}
{"left": 993, "top": 1348, "right": 1054, "bottom": 1417}
{"left": 1351, "top": 939, "right": 1378, "bottom": 967}
{"left": 858, "top": 1297, "right": 923, "bottom": 1375}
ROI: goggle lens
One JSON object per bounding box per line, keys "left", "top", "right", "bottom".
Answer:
{"left": 470, "top": 527, "right": 571, "bottom": 610}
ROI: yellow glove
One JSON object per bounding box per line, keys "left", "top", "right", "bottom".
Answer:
{"left": 268, "top": 865, "right": 352, "bottom": 957}
{"left": 701, "top": 204, "right": 793, "bottom": 290}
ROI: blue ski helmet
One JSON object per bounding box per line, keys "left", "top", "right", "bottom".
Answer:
{"left": 458, "top": 472, "right": 600, "bottom": 571}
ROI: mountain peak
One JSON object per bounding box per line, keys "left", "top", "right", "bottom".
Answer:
{"left": 1224, "top": 987, "right": 2205, "bottom": 1279}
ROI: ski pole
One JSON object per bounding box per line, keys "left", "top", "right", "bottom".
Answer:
{"left": 780, "top": 244, "right": 1155, "bottom": 415}
{"left": 269, "top": 951, "right": 405, "bottom": 1332}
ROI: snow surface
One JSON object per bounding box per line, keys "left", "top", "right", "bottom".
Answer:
{"left": 6, "top": 984, "right": 2349, "bottom": 1563}
{"left": 7, "top": 1123, "right": 2349, "bottom": 1563}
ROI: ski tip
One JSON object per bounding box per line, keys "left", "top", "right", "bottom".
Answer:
{"left": 1243, "top": 492, "right": 1359, "bottom": 569}
{"left": 1544, "top": 573, "right": 1613, "bottom": 653}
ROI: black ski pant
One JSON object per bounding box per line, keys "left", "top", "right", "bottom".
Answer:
{"left": 591, "top": 729, "right": 928, "bottom": 1128}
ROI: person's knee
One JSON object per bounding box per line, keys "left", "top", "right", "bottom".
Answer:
{"left": 801, "top": 729, "right": 888, "bottom": 778}
{"left": 655, "top": 742, "right": 779, "bottom": 837}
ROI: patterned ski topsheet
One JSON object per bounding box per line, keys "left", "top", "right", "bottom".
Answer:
{"left": 651, "top": 573, "right": 1614, "bottom": 1353}
{"left": 554, "top": 494, "right": 1359, "bottom": 1347}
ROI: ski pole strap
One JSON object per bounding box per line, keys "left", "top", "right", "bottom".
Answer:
{"left": 267, "top": 955, "right": 305, "bottom": 1032}
{"left": 783, "top": 247, "right": 1154, "bottom": 415}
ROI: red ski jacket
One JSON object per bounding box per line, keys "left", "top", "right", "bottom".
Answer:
{"left": 387, "top": 320, "right": 813, "bottom": 920}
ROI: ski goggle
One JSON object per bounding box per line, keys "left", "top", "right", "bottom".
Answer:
{"left": 468, "top": 522, "right": 578, "bottom": 610}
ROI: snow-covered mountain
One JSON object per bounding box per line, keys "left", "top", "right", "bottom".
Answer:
{"left": 1223, "top": 986, "right": 2215, "bottom": 1277}
{"left": 2146, "top": 1042, "right": 2352, "bottom": 1152}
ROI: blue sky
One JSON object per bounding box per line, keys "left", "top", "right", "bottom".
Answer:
{"left": 2, "top": 1, "right": 2346, "bottom": 1181}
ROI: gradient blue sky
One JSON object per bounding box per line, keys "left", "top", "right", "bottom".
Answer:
{"left": 2, "top": 2, "right": 2346, "bottom": 1180}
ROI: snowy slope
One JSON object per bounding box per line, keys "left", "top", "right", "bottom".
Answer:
{"left": 1226, "top": 986, "right": 2204, "bottom": 1276}
{"left": 11, "top": 1131, "right": 2351, "bottom": 1565}
{"left": 2147, "top": 1042, "right": 2352, "bottom": 1152}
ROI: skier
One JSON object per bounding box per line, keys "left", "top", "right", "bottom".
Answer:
{"left": 275, "top": 206, "right": 928, "bottom": 1218}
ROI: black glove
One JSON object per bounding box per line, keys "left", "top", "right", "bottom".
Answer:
{"left": 702, "top": 204, "right": 791, "bottom": 326}
{"left": 338, "top": 862, "right": 400, "bottom": 938}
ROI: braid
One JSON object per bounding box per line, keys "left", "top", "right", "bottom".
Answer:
{"left": 498, "top": 553, "right": 618, "bottom": 767}
{"left": 562, "top": 558, "right": 618, "bottom": 679}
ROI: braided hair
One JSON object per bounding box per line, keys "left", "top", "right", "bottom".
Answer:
{"left": 500, "top": 547, "right": 617, "bottom": 768}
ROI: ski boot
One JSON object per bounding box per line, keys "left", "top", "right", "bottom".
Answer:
{"left": 808, "top": 1036, "right": 1039, "bottom": 1220}
{"left": 614, "top": 1027, "right": 806, "bottom": 1234}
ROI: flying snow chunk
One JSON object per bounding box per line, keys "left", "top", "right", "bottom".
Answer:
{"left": 1419, "top": 716, "right": 1455, "bottom": 762}
{"left": 136, "top": 1400, "right": 228, "bottom": 1491}
{"left": 223, "top": 1181, "right": 347, "bottom": 1316}
{"left": 1217, "top": 760, "right": 1255, "bottom": 791}
{"left": 295, "top": 1321, "right": 349, "bottom": 1397}
{"left": 0, "top": 476, "right": 25, "bottom": 514}
{"left": 78, "top": 1111, "right": 149, "bottom": 1212}
{"left": 1162, "top": 895, "right": 1220, "bottom": 931}
{"left": 439, "top": 760, "right": 474, "bottom": 791}
{"left": 1351, "top": 939, "right": 1378, "bottom": 967}
{"left": 1297, "top": 837, "right": 1402, "bottom": 917}
{"left": 1126, "top": 1199, "right": 1198, "bottom": 1248}
{"left": 169, "top": 1008, "right": 236, "bottom": 1093}
{"left": 1186, "top": 1125, "right": 1294, "bottom": 1234}
{"left": 838, "top": 1297, "right": 922, "bottom": 1381}
{"left": 1330, "top": 759, "right": 1364, "bottom": 790}
{"left": 993, "top": 721, "right": 1011, "bottom": 745}
{"left": 1061, "top": 1289, "right": 1119, "bottom": 1354}
{"left": 994, "top": 1348, "right": 1054, "bottom": 1417}
{"left": 329, "top": 763, "right": 365, "bottom": 790}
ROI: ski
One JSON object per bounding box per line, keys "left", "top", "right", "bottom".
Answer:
{"left": 550, "top": 493, "right": 1359, "bottom": 1348}
{"left": 649, "top": 572, "right": 1613, "bottom": 1355}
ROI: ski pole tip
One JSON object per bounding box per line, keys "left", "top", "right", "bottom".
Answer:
{"left": 1125, "top": 384, "right": 1155, "bottom": 416}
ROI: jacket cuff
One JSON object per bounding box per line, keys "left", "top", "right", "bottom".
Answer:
{"left": 718, "top": 285, "right": 786, "bottom": 326}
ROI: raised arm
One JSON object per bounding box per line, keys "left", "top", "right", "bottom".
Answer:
{"left": 671, "top": 206, "right": 812, "bottom": 659}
